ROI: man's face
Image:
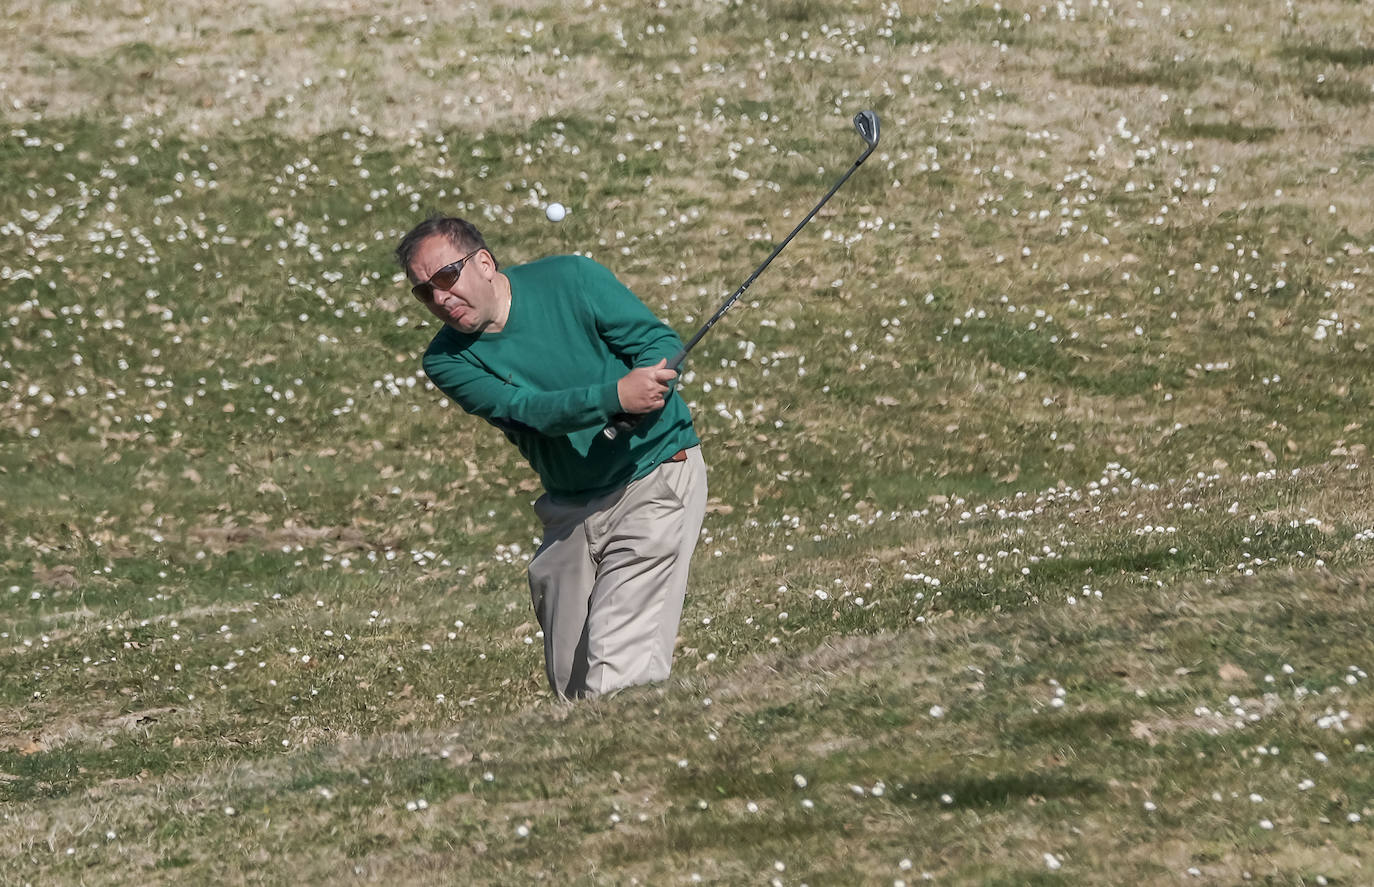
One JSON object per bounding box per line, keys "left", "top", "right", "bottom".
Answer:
{"left": 408, "top": 234, "right": 503, "bottom": 334}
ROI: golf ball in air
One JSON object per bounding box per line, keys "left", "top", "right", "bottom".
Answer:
{"left": 546, "top": 202, "right": 566, "bottom": 222}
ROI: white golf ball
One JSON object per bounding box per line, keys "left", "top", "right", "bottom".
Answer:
{"left": 545, "top": 202, "right": 566, "bottom": 222}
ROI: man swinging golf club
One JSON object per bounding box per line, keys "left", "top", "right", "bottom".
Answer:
{"left": 396, "top": 110, "right": 878, "bottom": 700}
{"left": 397, "top": 216, "right": 707, "bottom": 700}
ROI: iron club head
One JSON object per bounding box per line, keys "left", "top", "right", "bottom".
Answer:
{"left": 853, "top": 110, "right": 880, "bottom": 148}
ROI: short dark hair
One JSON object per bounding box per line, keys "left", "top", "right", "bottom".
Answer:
{"left": 395, "top": 216, "right": 497, "bottom": 280}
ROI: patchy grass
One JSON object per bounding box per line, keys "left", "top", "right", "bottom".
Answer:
{"left": 3, "top": 0, "right": 1374, "bottom": 883}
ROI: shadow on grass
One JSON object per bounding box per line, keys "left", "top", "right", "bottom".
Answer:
{"left": 1280, "top": 44, "right": 1374, "bottom": 68}
{"left": 1027, "top": 546, "right": 1175, "bottom": 583}
{"left": 893, "top": 771, "right": 1103, "bottom": 809}
{"left": 1055, "top": 60, "right": 1207, "bottom": 91}
{"left": 1004, "top": 709, "right": 1134, "bottom": 747}
{"left": 1302, "top": 79, "right": 1374, "bottom": 106}
{"left": 981, "top": 873, "right": 1077, "bottom": 887}
{"left": 1161, "top": 120, "right": 1279, "bottom": 143}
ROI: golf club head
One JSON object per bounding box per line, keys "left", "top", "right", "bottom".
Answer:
{"left": 853, "top": 110, "right": 880, "bottom": 148}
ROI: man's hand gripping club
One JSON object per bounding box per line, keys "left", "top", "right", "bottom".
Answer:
{"left": 616, "top": 359, "right": 677, "bottom": 415}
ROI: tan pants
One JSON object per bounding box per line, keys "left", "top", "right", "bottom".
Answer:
{"left": 527, "top": 446, "right": 707, "bottom": 700}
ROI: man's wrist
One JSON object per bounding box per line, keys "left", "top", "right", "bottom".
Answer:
{"left": 603, "top": 379, "right": 626, "bottom": 415}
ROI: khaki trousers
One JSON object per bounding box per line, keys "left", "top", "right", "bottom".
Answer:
{"left": 527, "top": 446, "right": 707, "bottom": 700}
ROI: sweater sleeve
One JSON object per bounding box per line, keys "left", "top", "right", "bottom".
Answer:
{"left": 423, "top": 346, "right": 623, "bottom": 436}
{"left": 578, "top": 258, "right": 686, "bottom": 366}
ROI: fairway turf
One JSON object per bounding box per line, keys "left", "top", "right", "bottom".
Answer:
{"left": 3, "top": 0, "right": 1373, "bottom": 883}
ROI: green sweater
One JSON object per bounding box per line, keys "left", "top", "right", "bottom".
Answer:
{"left": 422, "top": 255, "right": 699, "bottom": 502}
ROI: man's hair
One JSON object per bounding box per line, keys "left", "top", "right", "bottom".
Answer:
{"left": 395, "top": 215, "right": 497, "bottom": 280}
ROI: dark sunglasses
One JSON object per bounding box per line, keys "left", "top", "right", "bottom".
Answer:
{"left": 412, "top": 248, "right": 482, "bottom": 300}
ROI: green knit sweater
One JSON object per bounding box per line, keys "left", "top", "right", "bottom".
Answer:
{"left": 422, "top": 255, "right": 699, "bottom": 502}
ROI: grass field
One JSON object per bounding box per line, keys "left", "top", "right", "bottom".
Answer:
{"left": 3, "top": 0, "right": 1373, "bottom": 883}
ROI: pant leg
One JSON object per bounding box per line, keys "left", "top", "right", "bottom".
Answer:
{"left": 582, "top": 447, "right": 708, "bottom": 697}
{"left": 527, "top": 493, "right": 597, "bottom": 700}
{"left": 654, "top": 446, "right": 709, "bottom": 666}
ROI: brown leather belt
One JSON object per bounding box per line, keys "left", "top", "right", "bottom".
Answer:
{"left": 665, "top": 448, "right": 688, "bottom": 463}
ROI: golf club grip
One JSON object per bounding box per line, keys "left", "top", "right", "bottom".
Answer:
{"left": 601, "top": 412, "right": 639, "bottom": 441}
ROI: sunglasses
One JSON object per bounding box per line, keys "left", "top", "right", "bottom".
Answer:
{"left": 411, "top": 248, "right": 482, "bottom": 301}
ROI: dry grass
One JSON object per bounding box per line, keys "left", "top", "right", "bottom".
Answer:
{"left": 2, "top": 0, "right": 642, "bottom": 137}
{"left": 5, "top": 0, "right": 1374, "bottom": 882}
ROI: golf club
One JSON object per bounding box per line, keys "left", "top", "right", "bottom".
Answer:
{"left": 601, "top": 109, "right": 882, "bottom": 441}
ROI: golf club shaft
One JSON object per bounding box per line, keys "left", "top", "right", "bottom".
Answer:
{"left": 601, "top": 112, "right": 880, "bottom": 441}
